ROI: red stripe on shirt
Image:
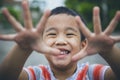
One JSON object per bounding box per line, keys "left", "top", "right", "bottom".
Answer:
{"left": 28, "top": 67, "right": 36, "bottom": 80}
{"left": 39, "top": 66, "right": 51, "bottom": 80}
{"left": 93, "top": 65, "right": 103, "bottom": 80}
{"left": 76, "top": 65, "right": 89, "bottom": 80}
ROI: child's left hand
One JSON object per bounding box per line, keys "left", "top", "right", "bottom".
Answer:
{"left": 72, "top": 6, "right": 120, "bottom": 61}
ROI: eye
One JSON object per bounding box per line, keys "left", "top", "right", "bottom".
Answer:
{"left": 67, "top": 33, "right": 74, "bottom": 35}
{"left": 48, "top": 33, "right": 56, "bottom": 35}
{"left": 66, "top": 33, "right": 75, "bottom": 37}
{"left": 47, "top": 33, "right": 57, "bottom": 37}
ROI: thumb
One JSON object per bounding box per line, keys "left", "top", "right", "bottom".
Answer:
{"left": 32, "top": 43, "right": 60, "bottom": 55}
{"left": 72, "top": 49, "right": 88, "bottom": 62}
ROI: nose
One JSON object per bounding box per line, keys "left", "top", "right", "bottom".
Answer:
{"left": 55, "top": 35, "right": 67, "bottom": 45}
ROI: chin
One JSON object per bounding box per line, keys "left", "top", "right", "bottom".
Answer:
{"left": 53, "top": 60, "right": 72, "bottom": 68}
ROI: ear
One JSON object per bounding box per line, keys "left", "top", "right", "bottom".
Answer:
{"left": 81, "top": 39, "right": 87, "bottom": 49}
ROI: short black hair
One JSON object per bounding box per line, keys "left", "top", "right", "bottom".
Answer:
{"left": 50, "top": 6, "right": 86, "bottom": 41}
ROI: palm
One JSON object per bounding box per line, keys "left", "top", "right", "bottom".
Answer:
{"left": 73, "top": 7, "right": 120, "bottom": 61}
{"left": 0, "top": 1, "right": 59, "bottom": 55}
{"left": 85, "top": 33, "right": 114, "bottom": 55}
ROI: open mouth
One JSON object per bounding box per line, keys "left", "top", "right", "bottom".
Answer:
{"left": 60, "top": 50, "right": 70, "bottom": 55}
{"left": 54, "top": 49, "right": 71, "bottom": 59}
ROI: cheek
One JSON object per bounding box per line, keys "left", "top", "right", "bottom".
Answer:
{"left": 44, "top": 38, "right": 55, "bottom": 46}
{"left": 69, "top": 38, "right": 81, "bottom": 49}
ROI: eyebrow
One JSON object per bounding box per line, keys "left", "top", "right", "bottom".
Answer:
{"left": 45, "top": 27, "right": 56, "bottom": 32}
{"left": 66, "top": 27, "right": 78, "bottom": 32}
{"left": 45, "top": 27, "right": 78, "bottom": 32}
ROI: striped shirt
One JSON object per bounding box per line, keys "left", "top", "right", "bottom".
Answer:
{"left": 24, "top": 63, "right": 109, "bottom": 80}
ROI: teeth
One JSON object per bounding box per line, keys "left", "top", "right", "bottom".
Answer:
{"left": 60, "top": 50, "right": 69, "bottom": 54}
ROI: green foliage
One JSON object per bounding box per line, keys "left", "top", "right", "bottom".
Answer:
{"left": 0, "top": 0, "right": 4, "bottom": 7}
{"left": 7, "top": 7, "right": 20, "bottom": 21}
{"left": 30, "top": 7, "right": 42, "bottom": 26}
{"left": 0, "top": 6, "right": 21, "bottom": 29}
{"left": 65, "top": 0, "right": 120, "bottom": 32}
{"left": 65, "top": 0, "right": 97, "bottom": 31}
{"left": 0, "top": 5, "right": 42, "bottom": 29}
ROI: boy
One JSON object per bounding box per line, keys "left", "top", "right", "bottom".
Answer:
{"left": 0, "top": 0, "right": 120, "bottom": 80}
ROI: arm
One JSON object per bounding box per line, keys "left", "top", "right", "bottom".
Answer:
{"left": 0, "top": 0, "right": 59, "bottom": 80}
{"left": 0, "top": 44, "right": 32, "bottom": 80}
{"left": 100, "top": 45, "right": 120, "bottom": 80}
{"left": 73, "top": 6, "right": 120, "bottom": 79}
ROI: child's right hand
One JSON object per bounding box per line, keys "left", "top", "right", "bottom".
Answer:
{"left": 0, "top": 0, "right": 60, "bottom": 55}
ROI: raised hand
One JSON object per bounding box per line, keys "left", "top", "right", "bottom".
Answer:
{"left": 0, "top": 0, "right": 59, "bottom": 55}
{"left": 72, "top": 6, "right": 120, "bottom": 61}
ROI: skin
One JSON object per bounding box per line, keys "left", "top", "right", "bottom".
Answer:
{"left": 0, "top": 0, "right": 120, "bottom": 80}
{"left": 43, "top": 14, "right": 83, "bottom": 79}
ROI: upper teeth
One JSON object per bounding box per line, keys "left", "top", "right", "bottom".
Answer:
{"left": 60, "top": 50, "right": 69, "bottom": 54}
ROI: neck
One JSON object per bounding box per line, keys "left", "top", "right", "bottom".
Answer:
{"left": 51, "top": 63, "right": 77, "bottom": 80}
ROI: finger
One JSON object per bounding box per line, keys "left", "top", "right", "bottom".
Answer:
{"left": 32, "top": 43, "right": 60, "bottom": 55}
{"left": 2, "top": 8, "right": 24, "bottom": 32}
{"left": 111, "top": 36, "right": 120, "bottom": 43}
{"left": 93, "top": 7, "right": 102, "bottom": 34}
{"left": 22, "top": 0, "right": 33, "bottom": 29}
{"left": 36, "top": 10, "right": 51, "bottom": 33}
{"left": 0, "top": 34, "right": 16, "bottom": 41}
{"left": 104, "top": 11, "right": 120, "bottom": 35}
{"left": 72, "top": 49, "right": 87, "bottom": 62}
{"left": 75, "top": 16, "right": 92, "bottom": 38}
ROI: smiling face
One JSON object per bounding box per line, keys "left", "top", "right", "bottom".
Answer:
{"left": 43, "top": 14, "right": 82, "bottom": 69}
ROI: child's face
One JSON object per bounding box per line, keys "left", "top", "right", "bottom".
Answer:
{"left": 43, "top": 14, "right": 83, "bottom": 68}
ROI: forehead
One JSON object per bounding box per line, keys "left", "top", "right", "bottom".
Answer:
{"left": 48, "top": 14, "right": 76, "bottom": 22}
{"left": 45, "top": 14, "right": 79, "bottom": 30}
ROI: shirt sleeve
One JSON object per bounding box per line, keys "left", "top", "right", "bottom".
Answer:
{"left": 23, "top": 66, "right": 43, "bottom": 80}
{"left": 88, "top": 64, "right": 109, "bottom": 80}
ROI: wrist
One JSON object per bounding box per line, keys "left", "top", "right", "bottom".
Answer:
{"left": 99, "top": 45, "right": 117, "bottom": 57}
{"left": 15, "top": 44, "right": 33, "bottom": 54}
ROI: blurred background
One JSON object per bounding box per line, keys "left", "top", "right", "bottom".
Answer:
{"left": 0, "top": 0, "right": 120, "bottom": 67}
